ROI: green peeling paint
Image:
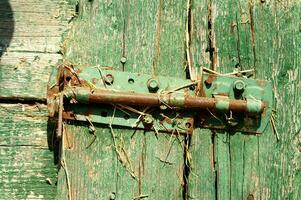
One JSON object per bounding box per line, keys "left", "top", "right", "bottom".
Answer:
{"left": 215, "top": 99, "right": 230, "bottom": 111}
{"left": 246, "top": 99, "right": 262, "bottom": 113}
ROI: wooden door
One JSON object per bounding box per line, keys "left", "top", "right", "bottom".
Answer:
{"left": 0, "top": 1, "right": 300, "bottom": 200}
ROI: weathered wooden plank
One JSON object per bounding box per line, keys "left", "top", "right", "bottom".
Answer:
{"left": 4, "top": 37, "right": 62, "bottom": 53}
{"left": 211, "top": 0, "right": 263, "bottom": 199}
{"left": 187, "top": 0, "right": 216, "bottom": 199}
{"left": 120, "top": 0, "right": 187, "bottom": 198}
{"left": 57, "top": 0, "right": 188, "bottom": 199}
{"left": 0, "top": 1, "right": 74, "bottom": 199}
{"left": 0, "top": 54, "right": 59, "bottom": 101}
{"left": 188, "top": 129, "right": 216, "bottom": 199}
{"left": 211, "top": 0, "right": 266, "bottom": 199}
{"left": 212, "top": 0, "right": 301, "bottom": 199}
{"left": 0, "top": 52, "right": 61, "bottom": 65}
{"left": 214, "top": 133, "right": 231, "bottom": 200}
{"left": 62, "top": 0, "right": 124, "bottom": 69}
{"left": 0, "top": 25, "right": 65, "bottom": 37}
{"left": 124, "top": 0, "right": 187, "bottom": 76}
{"left": 0, "top": 104, "right": 49, "bottom": 146}
{"left": 0, "top": 104, "right": 57, "bottom": 199}
{"left": 0, "top": 2, "right": 67, "bottom": 13}
{"left": 0, "top": 147, "right": 56, "bottom": 200}
{"left": 212, "top": 0, "right": 255, "bottom": 73}
{"left": 254, "top": 2, "right": 301, "bottom": 199}
{"left": 0, "top": 0, "right": 73, "bottom": 51}
{"left": 56, "top": 125, "right": 184, "bottom": 199}
{"left": 0, "top": 0, "right": 74, "bottom": 99}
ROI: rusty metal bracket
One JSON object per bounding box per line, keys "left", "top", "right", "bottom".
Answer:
{"left": 47, "top": 65, "right": 273, "bottom": 135}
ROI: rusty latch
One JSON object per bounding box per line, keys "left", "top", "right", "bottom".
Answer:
{"left": 47, "top": 65, "right": 273, "bottom": 136}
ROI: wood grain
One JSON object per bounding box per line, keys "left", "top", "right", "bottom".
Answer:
{"left": 0, "top": 104, "right": 57, "bottom": 199}
{"left": 187, "top": 0, "right": 216, "bottom": 199}
{"left": 212, "top": 0, "right": 301, "bottom": 199}
{"left": 56, "top": 0, "right": 187, "bottom": 199}
{"left": 0, "top": 0, "right": 74, "bottom": 100}
{"left": 0, "top": 1, "right": 74, "bottom": 199}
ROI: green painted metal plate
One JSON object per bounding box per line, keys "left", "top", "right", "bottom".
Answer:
{"left": 48, "top": 65, "right": 273, "bottom": 134}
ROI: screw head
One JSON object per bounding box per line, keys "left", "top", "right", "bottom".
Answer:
{"left": 147, "top": 78, "right": 160, "bottom": 92}
{"left": 120, "top": 56, "right": 127, "bottom": 64}
{"left": 185, "top": 122, "right": 192, "bottom": 128}
{"left": 105, "top": 74, "right": 114, "bottom": 85}
{"left": 233, "top": 80, "right": 245, "bottom": 93}
{"left": 109, "top": 192, "right": 116, "bottom": 200}
{"left": 143, "top": 114, "right": 154, "bottom": 125}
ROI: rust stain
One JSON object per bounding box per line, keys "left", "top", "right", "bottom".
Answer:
{"left": 75, "top": 68, "right": 82, "bottom": 74}
{"left": 261, "top": 101, "right": 268, "bottom": 117}
{"left": 47, "top": 86, "right": 59, "bottom": 117}
{"left": 160, "top": 113, "right": 174, "bottom": 124}
{"left": 62, "top": 111, "right": 76, "bottom": 119}
{"left": 196, "top": 73, "right": 206, "bottom": 97}
{"left": 91, "top": 78, "right": 97, "bottom": 85}
{"left": 248, "top": 193, "right": 255, "bottom": 200}
{"left": 205, "top": 74, "right": 217, "bottom": 86}
{"left": 187, "top": 118, "right": 194, "bottom": 134}
{"left": 256, "top": 79, "right": 267, "bottom": 87}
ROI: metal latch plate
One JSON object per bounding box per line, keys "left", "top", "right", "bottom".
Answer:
{"left": 47, "top": 65, "right": 273, "bottom": 134}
